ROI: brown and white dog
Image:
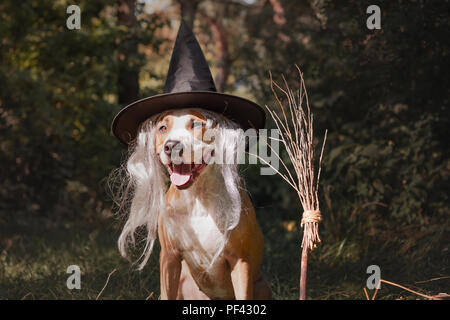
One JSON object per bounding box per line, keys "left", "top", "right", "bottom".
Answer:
{"left": 116, "top": 108, "right": 271, "bottom": 300}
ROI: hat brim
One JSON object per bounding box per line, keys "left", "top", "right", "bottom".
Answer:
{"left": 112, "top": 91, "right": 266, "bottom": 145}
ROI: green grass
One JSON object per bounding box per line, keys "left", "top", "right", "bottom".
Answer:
{"left": 0, "top": 214, "right": 160, "bottom": 299}
{"left": 0, "top": 209, "right": 448, "bottom": 300}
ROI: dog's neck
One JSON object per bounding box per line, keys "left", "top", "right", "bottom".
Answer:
{"left": 165, "top": 163, "right": 240, "bottom": 235}
{"left": 162, "top": 163, "right": 243, "bottom": 270}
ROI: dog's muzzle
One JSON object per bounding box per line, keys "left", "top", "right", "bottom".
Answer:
{"left": 164, "top": 139, "right": 210, "bottom": 189}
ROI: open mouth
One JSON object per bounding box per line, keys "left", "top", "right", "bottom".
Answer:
{"left": 167, "top": 161, "right": 208, "bottom": 189}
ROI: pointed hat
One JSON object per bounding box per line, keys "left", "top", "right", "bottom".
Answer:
{"left": 112, "top": 20, "right": 265, "bottom": 145}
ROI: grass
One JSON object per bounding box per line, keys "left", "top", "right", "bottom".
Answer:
{"left": 0, "top": 213, "right": 160, "bottom": 300}
{"left": 0, "top": 207, "right": 448, "bottom": 300}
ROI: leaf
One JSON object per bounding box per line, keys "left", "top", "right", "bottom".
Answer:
{"left": 372, "top": 180, "right": 385, "bottom": 194}
{"left": 361, "top": 144, "right": 378, "bottom": 157}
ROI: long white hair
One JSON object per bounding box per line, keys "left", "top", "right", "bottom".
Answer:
{"left": 113, "top": 108, "right": 245, "bottom": 270}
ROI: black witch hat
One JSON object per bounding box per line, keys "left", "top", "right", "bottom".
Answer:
{"left": 112, "top": 20, "right": 266, "bottom": 145}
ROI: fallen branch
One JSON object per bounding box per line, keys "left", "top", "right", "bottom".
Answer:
{"left": 364, "top": 278, "right": 444, "bottom": 300}
{"left": 96, "top": 268, "right": 117, "bottom": 300}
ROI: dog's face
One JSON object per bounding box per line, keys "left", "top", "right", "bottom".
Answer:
{"left": 154, "top": 109, "right": 216, "bottom": 189}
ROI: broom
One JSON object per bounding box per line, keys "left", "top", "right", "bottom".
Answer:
{"left": 258, "top": 65, "right": 327, "bottom": 300}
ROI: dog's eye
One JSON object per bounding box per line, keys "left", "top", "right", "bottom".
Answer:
{"left": 191, "top": 121, "right": 204, "bottom": 129}
{"left": 159, "top": 125, "right": 167, "bottom": 133}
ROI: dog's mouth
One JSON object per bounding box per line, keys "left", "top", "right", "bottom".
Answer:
{"left": 167, "top": 161, "right": 208, "bottom": 189}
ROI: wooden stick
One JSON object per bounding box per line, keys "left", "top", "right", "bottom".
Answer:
{"left": 299, "top": 246, "right": 309, "bottom": 300}
{"left": 379, "top": 279, "right": 440, "bottom": 300}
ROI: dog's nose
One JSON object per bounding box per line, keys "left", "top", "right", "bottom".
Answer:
{"left": 164, "top": 140, "right": 182, "bottom": 156}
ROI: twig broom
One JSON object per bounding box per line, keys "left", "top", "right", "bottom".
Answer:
{"left": 258, "top": 66, "right": 327, "bottom": 300}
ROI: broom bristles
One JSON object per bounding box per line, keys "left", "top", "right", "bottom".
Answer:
{"left": 265, "top": 65, "right": 327, "bottom": 251}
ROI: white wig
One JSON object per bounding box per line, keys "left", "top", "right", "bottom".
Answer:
{"left": 114, "top": 108, "right": 246, "bottom": 270}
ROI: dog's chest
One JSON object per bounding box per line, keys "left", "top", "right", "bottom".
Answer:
{"left": 168, "top": 199, "right": 225, "bottom": 264}
{"left": 188, "top": 214, "right": 222, "bottom": 252}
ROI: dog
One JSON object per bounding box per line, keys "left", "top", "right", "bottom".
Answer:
{"left": 116, "top": 108, "right": 271, "bottom": 300}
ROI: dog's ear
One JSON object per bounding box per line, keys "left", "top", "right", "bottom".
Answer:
{"left": 118, "top": 118, "right": 166, "bottom": 269}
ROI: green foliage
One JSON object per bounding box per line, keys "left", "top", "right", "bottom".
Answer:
{"left": 238, "top": 0, "right": 449, "bottom": 228}
{"left": 0, "top": 0, "right": 165, "bottom": 216}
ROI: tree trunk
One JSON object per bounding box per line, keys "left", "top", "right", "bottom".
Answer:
{"left": 208, "top": 16, "right": 229, "bottom": 92}
{"left": 177, "top": 0, "right": 200, "bottom": 29}
{"left": 117, "top": 0, "right": 139, "bottom": 105}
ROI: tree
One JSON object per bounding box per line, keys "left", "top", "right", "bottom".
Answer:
{"left": 117, "top": 0, "right": 139, "bottom": 105}
{"left": 177, "top": 0, "right": 200, "bottom": 29}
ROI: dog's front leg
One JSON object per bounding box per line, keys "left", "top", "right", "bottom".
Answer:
{"left": 160, "top": 248, "right": 182, "bottom": 300}
{"left": 230, "top": 258, "right": 253, "bottom": 300}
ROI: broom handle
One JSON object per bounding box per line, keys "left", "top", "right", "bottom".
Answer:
{"left": 299, "top": 245, "right": 308, "bottom": 300}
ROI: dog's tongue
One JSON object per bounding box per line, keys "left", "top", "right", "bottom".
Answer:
{"left": 170, "top": 172, "right": 191, "bottom": 187}
{"left": 170, "top": 164, "right": 192, "bottom": 187}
